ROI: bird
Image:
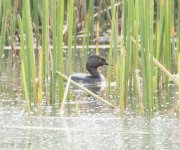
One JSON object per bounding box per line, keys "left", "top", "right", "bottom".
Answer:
{"left": 71, "top": 55, "right": 109, "bottom": 86}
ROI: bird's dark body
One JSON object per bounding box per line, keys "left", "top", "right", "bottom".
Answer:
{"left": 71, "top": 73, "right": 105, "bottom": 85}
{"left": 71, "top": 55, "right": 108, "bottom": 86}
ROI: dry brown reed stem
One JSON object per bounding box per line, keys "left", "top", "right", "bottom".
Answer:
{"left": 153, "top": 58, "right": 178, "bottom": 85}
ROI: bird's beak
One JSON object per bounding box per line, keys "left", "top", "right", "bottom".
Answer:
{"left": 105, "top": 62, "right": 109, "bottom": 65}
{"left": 106, "top": 62, "right": 114, "bottom": 66}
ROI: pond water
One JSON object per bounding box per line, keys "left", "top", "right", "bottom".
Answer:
{"left": 0, "top": 102, "right": 180, "bottom": 150}
{"left": 0, "top": 51, "right": 180, "bottom": 150}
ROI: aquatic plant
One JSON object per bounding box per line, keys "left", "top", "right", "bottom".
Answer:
{"left": 0, "top": 0, "right": 180, "bottom": 115}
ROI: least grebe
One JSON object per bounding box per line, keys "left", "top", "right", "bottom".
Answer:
{"left": 71, "top": 55, "right": 108, "bottom": 85}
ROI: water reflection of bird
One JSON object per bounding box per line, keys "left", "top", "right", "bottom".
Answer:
{"left": 71, "top": 55, "right": 108, "bottom": 86}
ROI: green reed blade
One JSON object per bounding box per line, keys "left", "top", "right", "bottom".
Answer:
{"left": 178, "top": 54, "right": 180, "bottom": 114}
{"left": 147, "top": 0, "right": 154, "bottom": 111}
{"left": 0, "top": 0, "right": 7, "bottom": 56}
{"left": 179, "top": 0, "right": 180, "bottom": 54}
{"left": 8, "top": 1, "right": 14, "bottom": 45}
{"left": 22, "top": 0, "right": 37, "bottom": 103}
{"left": 42, "top": 0, "right": 49, "bottom": 76}
{"left": 138, "top": 0, "right": 148, "bottom": 109}
{"left": 124, "top": 0, "right": 134, "bottom": 107}
{"left": 155, "top": 0, "right": 165, "bottom": 91}
{"left": 122, "top": 0, "right": 128, "bottom": 40}
{"left": 32, "top": 0, "right": 40, "bottom": 49}
{"left": 163, "top": 0, "right": 172, "bottom": 84}
{"left": 73, "top": 8, "right": 77, "bottom": 57}
{"left": 108, "top": 0, "right": 116, "bottom": 96}
{"left": 82, "top": 0, "right": 94, "bottom": 70}
{"left": 50, "top": 0, "right": 58, "bottom": 103}
{"left": 0, "top": 1, "right": 2, "bottom": 19}
{"left": 17, "top": 15, "right": 31, "bottom": 112}
{"left": 57, "top": 0, "right": 65, "bottom": 102}
{"left": 42, "top": 0, "right": 49, "bottom": 104}
{"left": 67, "top": 0, "right": 74, "bottom": 75}
{"left": 119, "top": 46, "right": 126, "bottom": 110}
{"left": 133, "top": 0, "right": 139, "bottom": 103}
{"left": 118, "top": 0, "right": 127, "bottom": 109}
{"left": 10, "top": 0, "right": 18, "bottom": 45}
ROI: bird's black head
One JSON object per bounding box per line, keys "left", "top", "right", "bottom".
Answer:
{"left": 86, "top": 55, "right": 108, "bottom": 77}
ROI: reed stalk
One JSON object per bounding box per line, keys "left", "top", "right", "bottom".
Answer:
{"left": 67, "top": 0, "right": 74, "bottom": 75}
{"left": 178, "top": 54, "right": 180, "bottom": 114}
{"left": 95, "top": 20, "right": 100, "bottom": 55}
{"left": 0, "top": 0, "right": 7, "bottom": 56}
{"left": 124, "top": 0, "right": 134, "bottom": 107}
{"left": 42, "top": 0, "right": 49, "bottom": 104}
{"left": 32, "top": 0, "right": 39, "bottom": 49}
{"left": 113, "top": 2, "right": 121, "bottom": 98}
{"left": 82, "top": 0, "right": 94, "bottom": 69}
{"left": 38, "top": 47, "right": 43, "bottom": 110}
{"left": 147, "top": 0, "right": 154, "bottom": 111}
{"left": 132, "top": 0, "right": 140, "bottom": 105}
{"left": 138, "top": 0, "right": 146, "bottom": 109}
{"left": 163, "top": 0, "right": 172, "bottom": 84}
{"left": 57, "top": 0, "right": 65, "bottom": 102}
{"left": 22, "top": 0, "right": 37, "bottom": 103}
{"left": 95, "top": 0, "right": 103, "bottom": 55}
{"left": 119, "top": 47, "right": 126, "bottom": 109}
{"left": 108, "top": 0, "right": 116, "bottom": 96}
{"left": 178, "top": 0, "right": 180, "bottom": 54}
{"left": 0, "top": 1, "right": 2, "bottom": 19}
{"left": 50, "top": 0, "right": 58, "bottom": 103}
{"left": 17, "top": 15, "right": 31, "bottom": 112}
{"left": 9, "top": 1, "right": 16, "bottom": 45}
{"left": 155, "top": 0, "right": 165, "bottom": 90}
{"left": 177, "top": 12, "right": 180, "bottom": 115}
{"left": 118, "top": 0, "right": 127, "bottom": 109}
